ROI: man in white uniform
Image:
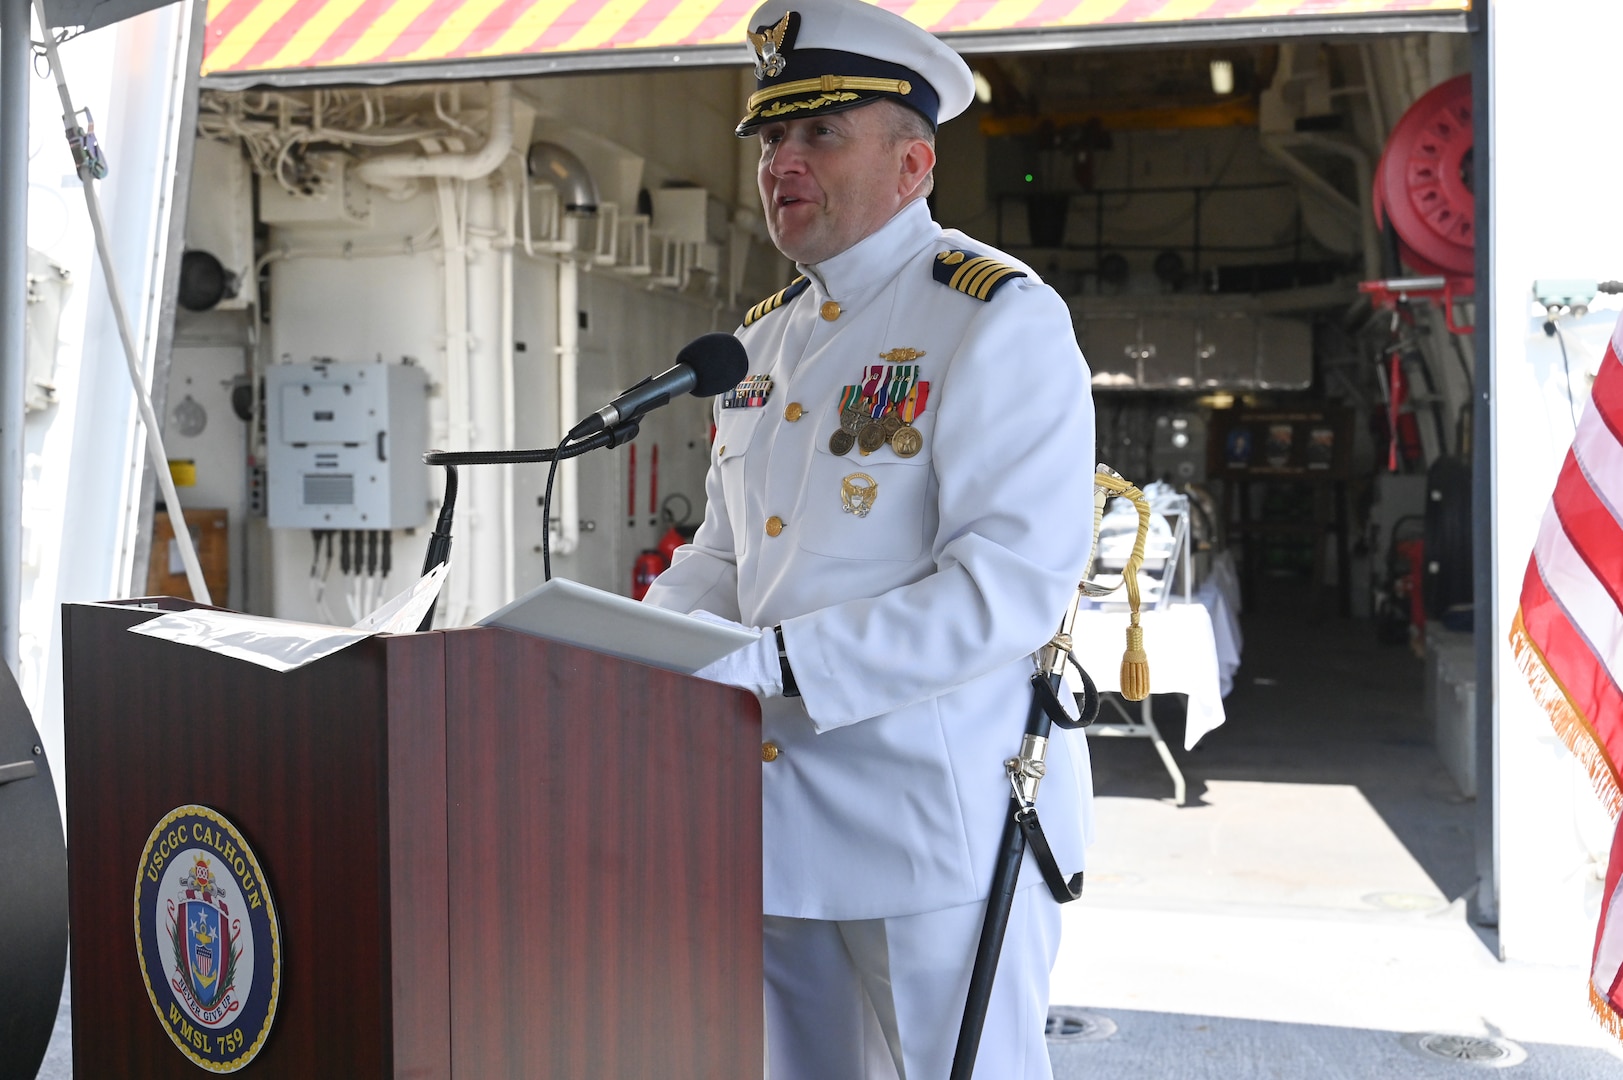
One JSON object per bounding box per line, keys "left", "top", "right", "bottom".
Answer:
{"left": 642, "top": 2, "right": 1096, "bottom": 1076}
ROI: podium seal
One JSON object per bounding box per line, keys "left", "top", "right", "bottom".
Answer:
{"left": 134, "top": 805, "right": 281, "bottom": 1072}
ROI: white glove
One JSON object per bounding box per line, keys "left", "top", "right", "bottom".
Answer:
{"left": 687, "top": 610, "right": 782, "bottom": 699}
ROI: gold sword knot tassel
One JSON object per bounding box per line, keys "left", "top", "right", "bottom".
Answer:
{"left": 1070, "top": 466, "right": 1153, "bottom": 701}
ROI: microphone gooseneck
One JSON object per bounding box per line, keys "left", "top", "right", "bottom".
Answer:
{"left": 418, "top": 333, "right": 751, "bottom": 628}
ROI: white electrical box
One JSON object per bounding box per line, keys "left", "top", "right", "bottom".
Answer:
{"left": 266, "top": 360, "right": 430, "bottom": 529}
{"left": 650, "top": 187, "right": 710, "bottom": 243}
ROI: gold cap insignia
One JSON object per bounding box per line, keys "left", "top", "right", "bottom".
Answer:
{"left": 748, "top": 12, "right": 796, "bottom": 80}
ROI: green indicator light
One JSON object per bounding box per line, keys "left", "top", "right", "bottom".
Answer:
{"left": 1024, "top": 173, "right": 1035, "bottom": 182}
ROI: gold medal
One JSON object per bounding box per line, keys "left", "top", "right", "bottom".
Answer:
{"left": 840, "top": 473, "right": 879, "bottom": 517}
{"left": 890, "top": 426, "right": 924, "bottom": 458}
{"left": 840, "top": 406, "right": 864, "bottom": 436}
{"left": 857, "top": 422, "right": 887, "bottom": 456}
{"left": 881, "top": 413, "right": 904, "bottom": 438}
{"left": 829, "top": 429, "right": 856, "bottom": 456}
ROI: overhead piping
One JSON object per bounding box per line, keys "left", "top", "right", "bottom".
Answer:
{"left": 355, "top": 82, "right": 514, "bottom": 191}
{"left": 525, "top": 142, "right": 599, "bottom": 212}
{"left": 1259, "top": 133, "right": 1380, "bottom": 282}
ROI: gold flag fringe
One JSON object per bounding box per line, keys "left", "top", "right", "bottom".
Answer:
{"left": 1591, "top": 981, "right": 1623, "bottom": 1042}
{"left": 1509, "top": 607, "right": 1623, "bottom": 818}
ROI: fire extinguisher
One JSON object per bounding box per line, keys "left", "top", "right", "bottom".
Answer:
{"left": 631, "top": 550, "right": 665, "bottom": 600}
{"left": 632, "top": 494, "right": 697, "bottom": 599}
{"left": 658, "top": 493, "right": 696, "bottom": 563}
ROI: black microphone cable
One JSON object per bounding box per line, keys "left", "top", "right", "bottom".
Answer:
{"left": 415, "top": 466, "right": 458, "bottom": 632}
{"left": 542, "top": 436, "right": 567, "bottom": 584}
{"left": 1544, "top": 320, "right": 1584, "bottom": 433}
{"left": 540, "top": 420, "right": 641, "bottom": 582}
{"left": 413, "top": 333, "right": 736, "bottom": 627}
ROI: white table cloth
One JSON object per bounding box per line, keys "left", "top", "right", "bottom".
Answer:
{"left": 1064, "top": 601, "right": 1228, "bottom": 750}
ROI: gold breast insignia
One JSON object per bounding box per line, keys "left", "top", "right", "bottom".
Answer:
{"left": 879, "top": 347, "right": 926, "bottom": 364}
{"left": 840, "top": 473, "right": 879, "bottom": 518}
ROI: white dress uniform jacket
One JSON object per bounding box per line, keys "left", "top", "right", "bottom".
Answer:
{"left": 643, "top": 199, "right": 1096, "bottom": 921}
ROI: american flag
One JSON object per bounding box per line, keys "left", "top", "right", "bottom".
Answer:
{"left": 1510, "top": 309, "right": 1623, "bottom": 1038}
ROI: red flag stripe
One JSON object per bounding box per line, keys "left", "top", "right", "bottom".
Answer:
{"left": 1599, "top": 817, "right": 1623, "bottom": 972}
{"left": 1551, "top": 452, "right": 1623, "bottom": 617}
{"left": 1592, "top": 341, "right": 1623, "bottom": 453}
{"left": 1595, "top": 816, "right": 1623, "bottom": 1039}
{"left": 1577, "top": 398, "right": 1623, "bottom": 528}
{"left": 1518, "top": 563, "right": 1623, "bottom": 791}
{"left": 1532, "top": 489, "right": 1623, "bottom": 676}
{"left": 1515, "top": 309, "right": 1623, "bottom": 1047}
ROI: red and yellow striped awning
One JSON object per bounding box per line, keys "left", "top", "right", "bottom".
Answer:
{"left": 202, "top": 0, "right": 1471, "bottom": 80}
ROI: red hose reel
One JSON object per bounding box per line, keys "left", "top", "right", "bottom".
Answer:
{"left": 1375, "top": 73, "right": 1474, "bottom": 277}
{"left": 1363, "top": 73, "right": 1475, "bottom": 332}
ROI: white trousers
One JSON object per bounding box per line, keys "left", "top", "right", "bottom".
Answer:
{"left": 763, "top": 884, "right": 1061, "bottom": 1080}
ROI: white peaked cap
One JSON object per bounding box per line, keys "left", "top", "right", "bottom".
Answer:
{"left": 737, "top": 0, "right": 976, "bottom": 135}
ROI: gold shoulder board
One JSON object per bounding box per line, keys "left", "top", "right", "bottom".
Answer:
{"left": 932, "top": 250, "right": 1027, "bottom": 302}
{"left": 743, "top": 276, "right": 811, "bottom": 326}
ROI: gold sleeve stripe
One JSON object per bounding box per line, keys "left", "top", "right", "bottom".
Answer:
{"left": 945, "top": 257, "right": 990, "bottom": 291}
{"left": 971, "top": 267, "right": 1021, "bottom": 300}
{"left": 743, "top": 276, "right": 808, "bottom": 326}
{"left": 950, "top": 257, "right": 1004, "bottom": 294}
{"left": 962, "top": 259, "right": 1011, "bottom": 298}
{"left": 934, "top": 250, "right": 1026, "bottom": 300}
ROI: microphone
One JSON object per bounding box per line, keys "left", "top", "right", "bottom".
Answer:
{"left": 568, "top": 333, "right": 748, "bottom": 440}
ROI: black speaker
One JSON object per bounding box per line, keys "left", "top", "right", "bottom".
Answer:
{"left": 178, "top": 249, "right": 238, "bottom": 312}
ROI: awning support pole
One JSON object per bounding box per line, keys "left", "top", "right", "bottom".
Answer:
{"left": 0, "top": 0, "right": 32, "bottom": 676}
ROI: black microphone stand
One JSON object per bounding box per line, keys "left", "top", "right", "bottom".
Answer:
{"left": 414, "top": 420, "right": 641, "bottom": 631}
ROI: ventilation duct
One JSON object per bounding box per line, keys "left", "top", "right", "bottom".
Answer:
{"left": 525, "top": 142, "right": 600, "bottom": 213}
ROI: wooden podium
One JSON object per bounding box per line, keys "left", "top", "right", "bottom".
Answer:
{"left": 62, "top": 599, "right": 763, "bottom": 1078}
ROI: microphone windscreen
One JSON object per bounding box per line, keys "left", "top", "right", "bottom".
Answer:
{"left": 678, "top": 333, "right": 750, "bottom": 397}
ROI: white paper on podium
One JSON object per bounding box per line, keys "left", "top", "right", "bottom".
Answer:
{"left": 477, "top": 577, "right": 759, "bottom": 675}
{"left": 128, "top": 610, "right": 373, "bottom": 672}
{"left": 351, "top": 562, "right": 450, "bottom": 634}
{"left": 127, "top": 563, "right": 451, "bottom": 672}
